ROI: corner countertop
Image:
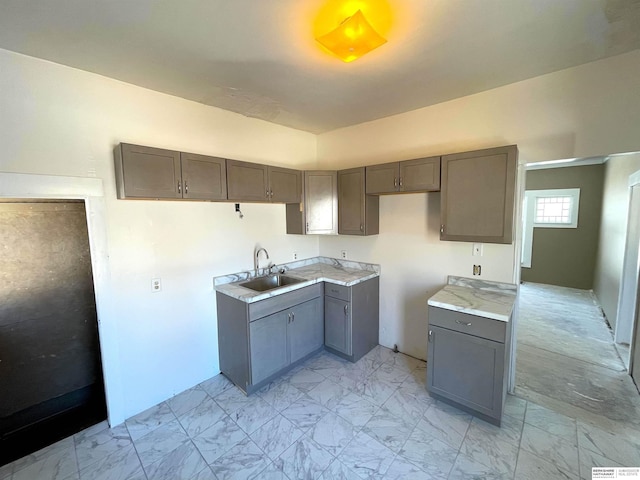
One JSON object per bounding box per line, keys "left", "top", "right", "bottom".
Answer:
{"left": 214, "top": 256, "right": 380, "bottom": 303}
{"left": 427, "top": 276, "right": 517, "bottom": 322}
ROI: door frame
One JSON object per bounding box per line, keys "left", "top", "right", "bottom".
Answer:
{"left": 0, "top": 172, "right": 124, "bottom": 426}
{"left": 617, "top": 170, "right": 640, "bottom": 374}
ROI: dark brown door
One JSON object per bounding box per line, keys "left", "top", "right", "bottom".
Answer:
{"left": 0, "top": 201, "right": 105, "bottom": 465}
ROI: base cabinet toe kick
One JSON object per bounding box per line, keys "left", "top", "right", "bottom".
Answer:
{"left": 427, "top": 306, "right": 511, "bottom": 426}
{"left": 217, "top": 277, "right": 379, "bottom": 394}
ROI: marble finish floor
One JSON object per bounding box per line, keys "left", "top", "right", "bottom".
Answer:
{"left": 3, "top": 345, "right": 640, "bottom": 480}
{"left": 516, "top": 282, "right": 640, "bottom": 428}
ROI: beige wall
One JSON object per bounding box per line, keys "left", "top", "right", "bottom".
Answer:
{"left": 317, "top": 49, "right": 640, "bottom": 360}
{"left": 593, "top": 154, "right": 640, "bottom": 331}
{"left": 522, "top": 164, "right": 604, "bottom": 289}
{"left": 0, "top": 48, "right": 318, "bottom": 422}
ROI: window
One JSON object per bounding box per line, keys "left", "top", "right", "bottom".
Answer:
{"left": 530, "top": 188, "right": 580, "bottom": 228}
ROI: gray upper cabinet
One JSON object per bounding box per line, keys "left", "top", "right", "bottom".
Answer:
{"left": 180, "top": 152, "right": 227, "bottom": 200}
{"left": 366, "top": 156, "right": 441, "bottom": 194}
{"left": 338, "top": 167, "right": 379, "bottom": 236}
{"left": 286, "top": 171, "right": 338, "bottom": 235}
{"left": 226, "top": 160, "right": 269, "bottom": 202}
{"left": 115, "top": 143, "right": 182, "bottom": 199}
{"left": 227, "top": 160, "right": 301, "bottom": 203}
{"left": 440, "top": 145, "right": 517, "bottom": 244}
{"left": 115, "top": 143, "right": 227, "bottom": 201}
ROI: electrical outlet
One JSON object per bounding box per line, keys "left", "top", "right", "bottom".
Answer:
{"left": 341, "top": 250, "right": 347, "bottom": 259}
{"left": 472, "top": 243, "right": 483, "bottom": 256}
{"left": 293, "top": 252, "right": 298, "bottom": 260}
{"left": 473, "top": 265, "right": 482, "bottom": 276}
{"left": 151, "top": 278, "right": 162, "bottom": 292}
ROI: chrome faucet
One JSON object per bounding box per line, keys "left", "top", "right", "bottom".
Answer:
{"left": 255, "top": 247, "right": 270, "bottom": 274}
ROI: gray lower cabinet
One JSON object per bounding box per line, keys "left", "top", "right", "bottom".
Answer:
{"left": 427, "top": 306, "right": 511, "bottom": 426}
{"left": 217, "top": 283, "right": 324, "bottom": 393}
{"left": 324, "top": 278, "right": 379, "bottom": 362}
{"left": 114, "top": 143, "right": 227, "bottom": 200}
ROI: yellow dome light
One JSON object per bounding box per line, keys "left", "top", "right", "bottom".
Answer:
{"left": 315, "top": 9, "right": 387, "bottom": 63}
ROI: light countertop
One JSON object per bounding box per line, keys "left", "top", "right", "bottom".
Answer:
{"left": 427, "top": 276, "right": 517, "bottom": 322}
{"left": 214, "top": 256, "right": 380, "bottom": 303}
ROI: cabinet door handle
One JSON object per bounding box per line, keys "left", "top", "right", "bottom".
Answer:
{"left": 455, "top": 320, "right": 472, "bottom": 326}
{"left": 291, "top": 312, "right": 295, "bottom": 322}
{"left": 178, "top": 181, "right": 182, "bottom": 194}
{"left": 344, "top": 304, "right": 348, "bottom": 315}
{"left": 360, "top": 224, "right": 364, "bottom": 232}
{"left": 399, "top": 177, "right": 403, "bottom": 187}
{"left": 428, "top": 330, "right": 433, "bottom": 342}
{"left": 306, "top": 222, "right": 309, "bottom": 231}
{"left": 440, "top": 225, "right": 444, "bottom": 234}
{"left": 287, "top": 313, "right": 291, "bottom": 323}
{"left": 184, "top": 182, "right": 188, "bottom": 194}
{"left": 266, "top": 189, "right": 270, "bottom": 198}
{"left": 394, "top": 178, "right": 397, "bottom": 188}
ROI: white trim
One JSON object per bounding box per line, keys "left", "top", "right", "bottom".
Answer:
{"left": 531, "top": 188, "right": 580, "bottom": 228}
{"left": 525, "top": 156, "right": 606, "bottom": 170}
{"left": 0, "top": 172, "right": 124, "bottom": 426}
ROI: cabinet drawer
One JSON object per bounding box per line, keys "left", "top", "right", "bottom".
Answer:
{"left": 324, "top": 283, "right": 350, "bottom": 301}
{"left": 249, "top": 283, "right": 323, "bottom": 321}
{"left": 428, "top": 306, "right": 506, "bottom": 343}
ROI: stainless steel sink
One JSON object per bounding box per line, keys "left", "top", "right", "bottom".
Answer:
{"left": 239, "top": 274, "right": 304, "bottom": 292}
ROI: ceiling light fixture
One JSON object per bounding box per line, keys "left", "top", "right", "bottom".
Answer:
{"left": 315, "top": 9, "right": 387, "bottom": 63}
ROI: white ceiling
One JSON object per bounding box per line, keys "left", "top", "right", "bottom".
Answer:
{"left": 0, "top": 0, "right": 638, "bottom": 133}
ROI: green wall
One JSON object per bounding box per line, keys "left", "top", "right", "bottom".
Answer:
{"left": 522, "top": 164, "right": 604, "bottom": 289}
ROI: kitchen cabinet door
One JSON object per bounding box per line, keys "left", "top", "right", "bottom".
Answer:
{"left": 427, "top": 325, "right": 504, "bottom": 420}
{"left": 440, "top": 145, "right": 517, "bottom": 244}
{"left": 365, "top": 163, "right": 399, "bottom": 194}
{"left": 115, "top": 144, "right": 182, "bottom": 199}
{"left": 399, "top": 156, "right": 440, "bottom": 192}
{"left": 269, "top": 167, "right": 301, "bottom": 203}
{"left": 249, "top": 310, "right": 289, "bottom": 385}
{"left": 338, "top": 167, "right": 379, "bottom": 236}
{"left": 324, "top": 296, "right": 352, "bottom": 356}
{"left": 288, "top": 297, "right": 324, "bottom": 364}
{"left": 226, "top": 160, "right": 269, "bottom": 202}
{"left": 181, "top": 153, "right": 227, "bottom": 200}
{"left": 286, "top": 171, "right": 337, "bottom": 235}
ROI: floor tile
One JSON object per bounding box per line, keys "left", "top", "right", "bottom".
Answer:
{"left": 255, "top": 462, "right": 288, "bottom": 479}
{"left": 213, "top": 387, "right": 255, "bottom": 416}
{"left": 383, "top": 352, "right": 426, "bottom": 374}
{"left": 143, "top": 440, "right": 208, "bottom": 480}
{"left": 133, "top": 418, "right": 190, "bottom": 469}
{"left": 398, "top": 427, "right": 458, "bottom": 479}
{"left": 250, "top": 414, "right": 304, "bottom": 461}
{"left": 577, "top": 420, "right": 640, "bottom": 467}
{"left": 0, "top": 463, "right": 13, "bottom": 480}
{"left": 459, "top": 419, "right": 519, "bottom": 477}
{"left": 78, "top": 443, "right": 145, "bottom": 480}
{"left": 178, "top": 396, "right": 227, "bottom": 438}
{"left": 309, "top": 412, "right": 356, "bottom": 456}
{"left": 375, "top": 455, "right": 433, "bottom": 480}
{"left": 468, "top": 413, "right": 523, "bottom": 446}
{"left": 230, "top": 396, "right": 278, "bottom": 434}
{"left": 74, "top": 423, "right": 132, "bottom": 470}
{"left": 382, "top": 384, "right": 431, "bottom": 425}
{"left": 503, "top": 394, "right": 527, "bottom": 421}
{"left": 525, "top": 402, "right": 577, "bottom": 443}
{"left": 332, "top": 392, "right": 379, "bottom": 428}
{"left": 287, "top": 368, "right": 325, "bottom": 393}
{"left": 125, "top": 402, "right": 176, "bottom": 441}
{"left": 276, "top": 435, "right": 334, "bottom": 480}
{"left": 416, "top": 402, "right": 472, "bottom": 450}
{"left": 258, "top": 378, "right": 305, "bottom": 412}
{"left": 12, "top": 445, "right": 77, "bottom": 480}
{"left": 209, "top": 437, "right": 271, "bottom": 480}
{"left": 354, "top": 375, "right": 397, "bottom": 406}
{"left": 199, "top": 374, "right": 235, "bottom": 398}
{"left": 515, "top": 449, "right": 578, "bottom": 480}
{"left": 281, "top": 395, "right": 328, "bottom": 431}
{"left": 520, "top": 423, "right": 579, "bottom": 474}
{"left": 321, "top": 459, "right": 362, "bottom": 480}
{"left": 167, "top": 386, "right": 210, "bottom": 417}
{"left": 448, "top": 453, "right": 509, "bottom": 480}
{"left": 11, "top": 437, "right": 74, "bottom": 473}
{"left": 337, "top": 431, "right": 395, "bottom": 479}
{"left": 578, "top": 447, "right": 622, "bottom": 480}
{"left": 305, "top": 352, "right": 349, "bottom": 378}
{"left": 191, "top": 466, "right": 217, "bottom": 480}
{"left": 362, "top": 407, "right": 415, "bottom": 453}
{"left": 192, "top": 416, "right": 247, "bottom": 465}
{"left": 370, "top": 362, "right": 409, "bottom": 387}
{"left": 307, "top": 378, "right": 349, "bottom": 410}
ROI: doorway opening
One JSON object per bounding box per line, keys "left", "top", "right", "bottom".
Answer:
{"left": 514, "top": 154, "right": 640, "bottom": 426}
{"left": 0, "top": 199, "right": 107, "bottom": 466}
